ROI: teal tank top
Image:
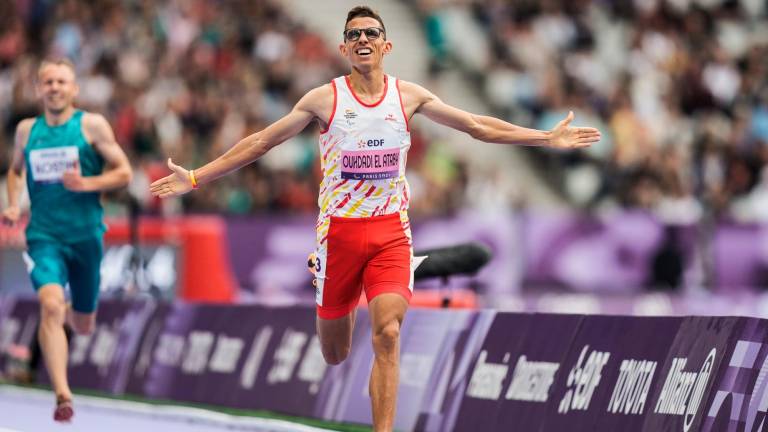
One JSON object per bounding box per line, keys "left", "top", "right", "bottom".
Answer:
{"left": 24, "top": 110, "right": 106, "bottom": 243}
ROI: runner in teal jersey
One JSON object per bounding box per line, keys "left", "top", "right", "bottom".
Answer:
{"left": 2, "top": 58, "right": 132, "bottom": 423}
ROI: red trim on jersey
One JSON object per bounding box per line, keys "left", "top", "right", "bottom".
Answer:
{"left": 345, "top": 75, "right": 388, "bottom": 108}
{"left": 396, "top": 79, "right": 410, "bottom": 132}
{"left": 332, "top": 179, "right": 349, "bottom": 191}
{"left": 322, "top": 137, "right": 336, "bottom": 162}
{"left": 382, "top": 195, "right": 391, "bottom": 212}
{"left": 320, "top": 80, "right": 338, "bottom": 135}
{"left": 334, "top": 194, "right": 352, "bottom": 211}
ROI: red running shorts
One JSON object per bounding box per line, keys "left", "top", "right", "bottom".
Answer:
{"left": 311, "top": 213, "right": 413, "bottom": 319}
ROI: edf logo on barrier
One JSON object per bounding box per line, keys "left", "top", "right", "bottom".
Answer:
{"left": 558, "top": 345, "right": 611, "bottom": 414}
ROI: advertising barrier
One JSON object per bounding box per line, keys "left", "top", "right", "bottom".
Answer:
{"left": 641, "top": 316, "right": 741, "bottom": 432}
{"left": 3, "top": 296, "right": 768, "bottom": 431}
{"left": 544, "top": 316, "right": 682, "bottom": 432}
{"left": 701, "top": 317, "right": 768, "bottom": 431}
{"left": 46, "top": 299, "right": 159, "bottom": 394}
{"left": 125, "top": 302, "right": 325, "bottom": 417}
{"left": 453, "top": 313, "right": 583, "bottom": 431}
{"left": 320, "top": 309, "right": 482, "bottom": 431}
{"left": 0, "top": 297, "right": 38, "bottom": 375}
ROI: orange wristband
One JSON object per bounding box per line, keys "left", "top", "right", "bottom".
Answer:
{"left": 189, "top": 169, "right": 199, "bottom": 189}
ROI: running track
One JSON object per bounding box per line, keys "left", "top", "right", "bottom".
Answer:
{"left": 0, "top": 385, "right": 334, "bottom": 432}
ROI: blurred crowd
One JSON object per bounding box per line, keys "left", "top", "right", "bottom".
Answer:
{"left": 421, "top": 0, "right": 768, "bottom": 223}
{"left": 0, "top": 0, "right": 317, "bottom": 216}
{"left": 0, "top": 0, "right": 488, "bottom": 219}
{"left": 2, "top": 0, "right": 768, "bottom": 223}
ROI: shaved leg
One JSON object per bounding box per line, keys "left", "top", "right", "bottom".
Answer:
{"left": 37, "top": 284, "right": 71, "bottom": 401}
{"left": 368, "top": 293, "right": 408, "bottom": 432}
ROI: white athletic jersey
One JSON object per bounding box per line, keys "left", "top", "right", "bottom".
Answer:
{"left": 312, "top": 75, "right": 414, "bottom": 303}
{"left": 316, "top": 74, "right": 412, "bottom": 226}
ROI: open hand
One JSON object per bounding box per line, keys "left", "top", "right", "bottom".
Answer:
{"left": 150, "top": 158, "right": 194, "bottom": 198}
{"left": 548, "top": 111, "right": 601, "bottom": 149}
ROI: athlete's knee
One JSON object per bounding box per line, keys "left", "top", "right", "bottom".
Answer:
{"left": 372, "top": 320, "right": 400, "bottom": 355}
{"left": 39, "top": 292, "right": 66, "bottom": 323}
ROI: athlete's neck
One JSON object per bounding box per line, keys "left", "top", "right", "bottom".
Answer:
{"left": 348, "top": 69, "right": 386, "bottom": 99}
{"left": 44, "top": 106, "right": 76, "bottom": 127}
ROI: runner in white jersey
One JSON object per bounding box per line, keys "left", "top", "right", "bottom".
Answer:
{"left": 150, "top": 6, "right": 601, "bottom": 431}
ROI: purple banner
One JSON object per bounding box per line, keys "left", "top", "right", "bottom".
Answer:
{"left": 222, "top": 213, "right": 768, "bottom": 297}
{"left": 542, "top": 316, "right": 682, "bottom": 431}
{"left": 0, "top": 297, "right": 38, "bottom": 376}
{"left": 0, "top": 295, "right": 9, "bottom": 327}
{"left": 453, "top": 313, "right": 583, "bottom": 431}
{"left": 224, "top": 212, "right": 523, "bottom": 297}
{"left": 312, "top": 308, "right": 372, "bottom": 424}
{"left": 700, "top": 317, "right": 768, "bottom": 431}
{"left": 6, "top": 293, "right": 768, "bottom": 431}
{"left": 126, "top": 302, "right": 325, "bottom": 417}
{"left": 414, "top": 310, "right": 497, "bottom": 432}
{"left": 489, "top": 292, "right": 768, "bottom": 317}
{"left": 713, "top": 225, "right": 768, "bottom": 290}
{"left": 62, "top": 299, "right": 157, "bottom": 394}
{"left": 640, "top": 316, "right": 740, "bottom": 432}
{"left": 318, "top": 308, "right": 482, "bottom": 431}
{"left": 125, "top": 301, "right": 172, "bottom": 396}
{"left": 224, "top": 216, "right": 315, "bottom": 296}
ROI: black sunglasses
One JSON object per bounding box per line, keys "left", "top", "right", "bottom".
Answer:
{"left": 343, "top": 27, "right": 385, "bottom": 42}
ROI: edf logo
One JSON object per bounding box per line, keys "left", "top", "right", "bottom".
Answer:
{"left": 367, "top": 139, "right": 384, "bottom": 147}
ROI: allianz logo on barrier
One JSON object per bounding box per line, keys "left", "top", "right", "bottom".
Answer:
{"left": 654, "top": 348, "right": 716, "bottom": 432}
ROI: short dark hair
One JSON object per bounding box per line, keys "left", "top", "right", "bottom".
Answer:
{"left": 345, "top": 6, "right": 385, "bottom": 34}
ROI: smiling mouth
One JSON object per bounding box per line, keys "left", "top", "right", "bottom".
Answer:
{"left": 355, "top": 48, "right": 372, "bottom": 57}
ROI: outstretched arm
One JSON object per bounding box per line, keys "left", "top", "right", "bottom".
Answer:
{"left": 150, "top": 85, "right": 331, "bottom": 199}
{"left": 63, "top": 113, "right": 133, "bottom": 192}
{"left": 400, "top": 81, "right": 601, "bottom": 148}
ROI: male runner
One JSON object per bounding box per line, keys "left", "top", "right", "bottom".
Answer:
{"left": 3, "top": 58, "right": 132, "bottom": 422}
{"left": 150, "top": 6, "right": 600, "bottom": 431}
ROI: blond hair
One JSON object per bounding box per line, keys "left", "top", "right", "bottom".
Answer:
{"left": 37, "top": 58, "right": 77, "bottom": 79}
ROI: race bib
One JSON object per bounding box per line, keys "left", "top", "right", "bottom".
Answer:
{"left": 341, "top": 148, "right": 400, "bottom": 180}
{"left": 29, "top": 146, "right": 79, "bottom": 183}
